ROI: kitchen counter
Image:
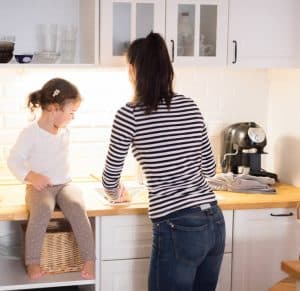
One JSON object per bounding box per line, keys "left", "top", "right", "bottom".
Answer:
{"left": 0, "top": 182, "right": 300, "bottom": 221}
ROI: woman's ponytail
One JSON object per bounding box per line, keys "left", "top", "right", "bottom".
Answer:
{"left": 129, "top": 32, "right": 174, "bottom": 113}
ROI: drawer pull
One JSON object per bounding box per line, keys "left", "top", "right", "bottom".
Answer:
{"left": 232, "top": 40, "right": 237, "bottom": 64}
{"left": 270, "top": 212, "right": 293, "bottom": 217}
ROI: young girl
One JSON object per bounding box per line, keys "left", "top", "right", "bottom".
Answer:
{"left": 7, "top": 78, "right": 95, "bottom": 280}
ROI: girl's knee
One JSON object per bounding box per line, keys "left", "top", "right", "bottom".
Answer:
{"left": 30, "top": 203, "right": 53, "bottom": 219}
{"left": 62, "top": 201, "right": 86, "bottom": 217}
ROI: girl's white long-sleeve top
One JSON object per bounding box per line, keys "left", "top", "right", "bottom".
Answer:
{"left": 102, "top": 95, "right": 217, "bottom": 219}
{"left": 7, "top": 121, "right": 71, "bottom": 185}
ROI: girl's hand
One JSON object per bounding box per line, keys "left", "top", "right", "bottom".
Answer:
{"left": 25, "top": 171, "right": 52, "bottom": 191}
{"left": 114, "top": 184, "right": 132, "bottom": 203}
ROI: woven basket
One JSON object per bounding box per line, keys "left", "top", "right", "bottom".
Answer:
{"left": 23, "top": 219, "right": 84, "bottom": 274}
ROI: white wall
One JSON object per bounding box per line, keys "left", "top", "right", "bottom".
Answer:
{"left": 0, "top": 66, "right": 269, "bottom": 181}
{"left": 267, "top": 69, "right": 300, "bottom": 186}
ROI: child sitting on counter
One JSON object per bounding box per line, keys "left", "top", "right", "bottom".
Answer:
{"left": 7, "top": 78, "right": 95, "bottom": 280}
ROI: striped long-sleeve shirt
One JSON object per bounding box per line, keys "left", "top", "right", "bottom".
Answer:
{"left": 102, "top": 94, "right": 216, "bottom": 219}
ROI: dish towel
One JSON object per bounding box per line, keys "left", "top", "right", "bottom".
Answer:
{"left": 206, "top": 172, "right": 276, "bottom": 194}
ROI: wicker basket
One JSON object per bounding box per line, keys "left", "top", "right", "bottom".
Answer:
{"left": 23, "top": 219, "right": 84, "bottom": 274}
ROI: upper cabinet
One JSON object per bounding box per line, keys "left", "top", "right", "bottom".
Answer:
{"left": 165, "top": 0, "right": 228, "bottom": 66}
{"left": 100, "top": 0, "right": 165, "bottom": 66}
{"left": 228, "top": 0, "right": 300, "bottom": 67}
{"left": 1, "top": 0, "right": 300, "bottom": 67}
{"left": 0, "top": 0, "right": 98, "bottom": 65}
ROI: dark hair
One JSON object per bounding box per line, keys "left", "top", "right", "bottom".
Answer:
{"left": 126, "top": 32, "right": 174, "bottom": 114}
{"left": 27, "top": 78, "right": 81, "bottom": 113}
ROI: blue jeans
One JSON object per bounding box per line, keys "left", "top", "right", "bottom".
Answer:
{"left": 148, "top": 204, "right": 225, "bottom": 291}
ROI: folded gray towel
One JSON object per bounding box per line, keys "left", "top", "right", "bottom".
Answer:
{"left": 207, "top": 172, "right": 276, "bottom": 194}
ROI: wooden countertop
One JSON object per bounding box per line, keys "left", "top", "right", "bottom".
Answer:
{"left": 0, "top": 182, "right": 300, "bottom": 221}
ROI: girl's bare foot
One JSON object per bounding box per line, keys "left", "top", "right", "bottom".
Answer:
{"left": 27, "top": 264, "right": 45, "bottom": 280}
{"left": 81, "top": 260, "right": 95, "bottom": 279}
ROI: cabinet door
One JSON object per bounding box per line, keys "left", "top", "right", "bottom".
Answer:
{"left": 232, "top": 208, "right": 300, "bottom": 291}
{"left": 228, "top": 0, "right": 300, "bottom": 67}
{"left": 0, "top": 0, "right": 98, "bottom": 64}
{"left": 223, "top": 210, "right": 233, "bottom": 253}
{"left": 166, "top": 0, "right": 228, "bottom": 66}
{"left": 216, "top": 253, "right": 231, "bottom": 291}
{"left": 100, "top": 0, "right": 165, "bottom": 65}
{"left": 101, "top": 215, "right": 152, "bottom": 260}
{"left": 101, "top": 259, "right": 149, "bottom": 291}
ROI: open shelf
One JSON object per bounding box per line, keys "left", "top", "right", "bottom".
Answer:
{"left": 0, "top": 258, "right": 95, "bottom": 291}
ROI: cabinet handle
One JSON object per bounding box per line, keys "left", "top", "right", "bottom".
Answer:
{"left": 170, "top": 40, "right": 175, "bottom": 62}
{"left": 232, "top": 40, "right": 237, "bottom": 64}
{"left": 270, "top": 212, "right": 294, "bottom": 217}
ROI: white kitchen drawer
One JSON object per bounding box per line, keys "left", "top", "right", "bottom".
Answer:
{"left": 101, "top": 210, "right": 232, "bottom": 260}
{"left": 101, "top": 258, "right": 149, "bottom": 291}
{"left": 100, "top": 215, "right": 152, "bottom": 260}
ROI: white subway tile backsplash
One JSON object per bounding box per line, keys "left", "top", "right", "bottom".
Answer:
{"left": 0, "top": 66, "right": 269, "bottom": 180}
{"left": 70, "top": 127, "right": 111, "bottom": 143}
{"left": 71, "top": 112, "right": 114, "bottom": 128}
{"left": 0, "top": 129, "right": 22, "bottom": 145}
{"left": 266, "top": 69, "right": 300, "bottom": 186}
{"left": 0, "top": 96, "right": 26, "bottom": 113}
{"left": 3, "top": 113, "right": 30, "bottom": 129}
{"left": 0, "top": 115, "right": 4, "bottom": 129}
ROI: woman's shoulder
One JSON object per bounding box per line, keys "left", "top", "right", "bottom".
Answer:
{"left": 172, "top": 94, "right": 190, "bottom": 101}
{"left": 114, "top": 102, "right": 136, "bottom": 119}
{"left": 172, "top": 94, "right": 199, "bottom": 106}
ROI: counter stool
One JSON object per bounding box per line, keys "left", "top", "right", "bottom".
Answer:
{"left": 269, "top": 261, "right": 300, "bottom": 291}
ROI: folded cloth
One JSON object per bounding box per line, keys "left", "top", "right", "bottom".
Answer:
{"left": 207, "top": 172, "right": 276, "bottom": 194}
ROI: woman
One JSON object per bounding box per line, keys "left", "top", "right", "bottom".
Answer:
{"left": 102, "top": 32, "right": 225, "bottom": 291}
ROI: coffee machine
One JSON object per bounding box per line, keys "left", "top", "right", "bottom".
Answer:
{"left": 220, "top": 122, "right": 277, "bottom": 180}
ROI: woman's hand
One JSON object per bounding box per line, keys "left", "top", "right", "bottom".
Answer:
{"left": 114, "top": 183, "right": 132, "bottom": 203}
{"left": 25, "top": 171, "right": 52, "bottom": 191}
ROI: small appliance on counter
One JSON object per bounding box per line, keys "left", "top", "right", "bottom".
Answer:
{"left": 220, "top": 122, "right": 278, "bottom": 180}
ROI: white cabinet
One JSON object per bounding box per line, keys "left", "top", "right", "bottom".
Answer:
{"left": 0, "top": 0, "right": 98, "bottom": 64}
{"left": 232, "top": 208, "right": 300, "bottom": 291}
{"left": 100, "top": 215, "right": 152, "bottom": 260}
{"left": 216, "top": 210, "right": 233, "bottom": 291}
{"left": 100, "top": 215, "right": 151, "bottom": 291}
{"left": 100, "top": 0, "right": 165, "bottom": 65}
{"left": 216, "top": 253, "right": 231, "bottom": 291}
{"left": 228, "top": 0, "right": 300, "bottom": 67}
{"left": 101, "top": 259, "right": 149, "bottom": 291}
{"left": 165, "top": 0, "right": 228, "bottom": 66}
{"left": 100, "top": 211, "right": 233, "bottom": 291}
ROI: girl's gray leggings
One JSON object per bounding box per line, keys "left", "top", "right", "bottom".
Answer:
{"left": 25, "top": 183, "right": 95, "bottom": 265}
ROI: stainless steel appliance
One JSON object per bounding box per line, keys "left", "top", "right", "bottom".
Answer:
{"left": 220, "top": 122, "right": 278, "bottom": 180}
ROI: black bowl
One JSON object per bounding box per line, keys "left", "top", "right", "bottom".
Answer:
{"left": 15, "top": 54, "right": 33, "bottom": 64}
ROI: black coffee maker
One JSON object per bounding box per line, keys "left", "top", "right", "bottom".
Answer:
{"left": 220, "top": 122, "right": 277, "bottom": 180}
